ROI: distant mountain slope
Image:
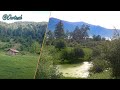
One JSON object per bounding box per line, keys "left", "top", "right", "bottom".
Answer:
{"left": 0, "top": 21, "right": 48, "bottom": 43}
{"left": 0, "top": 21, "right": 48, "bottom": 29}
{"left": 48, "top": 17, "right": 118, "bottom": 38}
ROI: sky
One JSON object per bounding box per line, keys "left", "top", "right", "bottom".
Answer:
{"left": 50, "top": 11, "right": 120, "bottom": 29}
{"left": 1, "top": 11, "right": 120, "bottom": 29}
{"left": 0, "top": 11, "right": 50, "bottom": 23}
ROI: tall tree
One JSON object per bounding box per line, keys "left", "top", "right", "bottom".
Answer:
{"left": 72, "top": 24, "right": 90, "bottom": 43}
{"left": 72, "top": 26, "right": 81, "bottom": 43}
{"left": 54, "top": 20, "right": 65, "bottom": 39}
{"left": 80, "top": 24, "right": 90, "bottom": 39}
{"left": 93, "top": 35, "right": 102, "bottom": 41}
{"left": 112, "top": 27, "right": 120, "bottom": 40}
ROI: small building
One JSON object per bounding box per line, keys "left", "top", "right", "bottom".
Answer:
{"left": 7, "top": 48, "right": 19, "bottom": 55}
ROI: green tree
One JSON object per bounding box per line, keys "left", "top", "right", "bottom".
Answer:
{"left": 61, "top": 47, "right": 85, "bottom": 63}
{"left": 93, "top": 35, "right": 102, "bottom": 41}
{"left": 55, "top": 39, "right": 66, "bottom": 50}
{"left": 80, "top": 24, "right": 90, "bottom": 39}
{"left": 72, "top": 26, "right": 81, "bottom": 43}
{"left": 72, "top": 24, "right": 90, "bottom": 43}
{"left": 31, "top": 41, "right": 40, "bottom": 54}
{"left": 104, "top": 39, "right": 120, "bottom": 78}
{"left": 0, "top": 22, "right": 47, "bottom": 52}
{"left": 54, "top": 21, "right": 65, "bottom": 39}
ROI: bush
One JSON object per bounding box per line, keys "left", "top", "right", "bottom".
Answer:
{"left": 68, "top": 41, "right": 78, "bottom": 47}
{"left": 92, "top": 45, "right": 101, "bottom": 58}
{"left": 94, "top": 40, "right": 120, "bottom": 78}
{"left": 104, "top": 39, "right": 120, "bottom": 78}
{"left": 72, "top": 47, "right": 84, "bottom": 58}
{"left": 90, "top": 58, "right": 109, "bottom": 73}
{"left": 61, "top": 47, "right": 85, "bottom": 63}
{"left": 20, "top": 51, "right": 26, "bottom": 55}
{"left": 35, "top": 49, "right": 63, "bottom": 79}
{"left": 50, "top": 65, "right": 63, "bottom": 79}
{"left": 61, "top": 48, "right": 71, "bottom": 62}
{"left": 55, "top": 39, "right": 66, "bottom": 50}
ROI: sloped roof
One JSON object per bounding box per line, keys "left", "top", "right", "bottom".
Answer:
{"left": 9, "top": 49, "right": 19, "bottom": 53}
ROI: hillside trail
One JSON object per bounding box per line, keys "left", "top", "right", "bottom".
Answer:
{"left": 57, "top": 62, "right": 93, "bottom": 78}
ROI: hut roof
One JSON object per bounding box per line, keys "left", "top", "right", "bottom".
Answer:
{"left": 9, "top": 49, "right": 19, "bottom": 53}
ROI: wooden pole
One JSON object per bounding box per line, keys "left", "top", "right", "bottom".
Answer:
{"left": 33, "top": 12, "right": 51, "bottom": 79}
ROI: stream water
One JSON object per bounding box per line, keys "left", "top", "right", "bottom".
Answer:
{"left": 57, "top": 62, "right": 93, "bottom": 78}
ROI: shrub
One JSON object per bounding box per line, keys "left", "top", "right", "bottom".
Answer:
{"left": 35, "top": 49, "right": 63, "bottom": 79}
{"left": 61, "top": 48, "right": 71, "bottom": 62}
{"left": 92, "top": 45, "right": 101, "bottom": 58}
{"left": 20, "top": 51, "right": 26, "bottom": 55}
{"left": 104, "top": 39, "right": 120, "bottom": 78}
{"left": 61, "top": 47, "right": 85, "bottom": 63}
{"left": 55, "top": 39, "right": 66, "bottom": 50}
{"left": 90, "top": 58, "right": 109, "bottom": 73}
{"left": 72, "top": 47, "right": 84, "bottom": 58}
{"left": 50, "top": 65, "right": 63, "bottom": 79}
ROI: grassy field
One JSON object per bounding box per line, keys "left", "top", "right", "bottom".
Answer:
{"left": 0, "top": 51, "right": 38, "bottom": 79}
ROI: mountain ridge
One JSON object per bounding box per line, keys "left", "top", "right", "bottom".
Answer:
{"left": 0, "top": 21, "right": 48, "bottom": 29}
{"left": 48, "top": 17, "right": 118, "bottom": 38}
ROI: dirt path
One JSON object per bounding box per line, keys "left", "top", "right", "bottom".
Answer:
{"left": 57, "top": 62, "right": 93, "bottom": 78}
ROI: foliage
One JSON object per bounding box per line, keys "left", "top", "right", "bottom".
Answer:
{"left": 55, "top": 39, "right": 66, "bottom": 50}
{"left": 35, "top": 46, "right": 63, "bottom": 79}
{"left": 30, "top": 41, "right": 40, "bottom": 54}
{"left": 46, "top": 30, "right": 54, "bottom": 45}
{"left": 0, "top": 22, "right": 47, "bottom": 52}
{"left": 88, "top": 69, "right": 112, "bottom": 79}
{"left": 92, "top": 45, "right": 101, "bottom": 58}
{"left": 104, "top": 39, "right": 120, "bottom": 78}
{"left": 61, "top": 47, "right": 85, "bottom": 63}
{"left": 89, "top": 58, "right": 109, "bottom": 73}
{"left": 54, "top": 20, "right": 65, "bottom": 39}
{"left": 72, "top": 24, "right": 90, "bottom": 43}
{"left": 72, "top": 47, "right": 85, "bottom": 59}
{"left": 82, "top": 48, "right": 93, "bottom": 61}
{"left": 91, "top": 37, "right": 120, "bottom": 78}
{"left": 93, "top": 35, "right": 106, "bottom": 41}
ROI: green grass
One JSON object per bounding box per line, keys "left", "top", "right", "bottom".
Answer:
{"left": 82, "top": 48, "right": 93, "bottom": 61}
{"left": 0, "top": 51, "right": 38, "bottom": 79}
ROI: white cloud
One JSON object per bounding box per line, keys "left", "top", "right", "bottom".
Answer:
{"left": 0, "top": 11, "right": 50, "bottom": 23}
{"left": 50, "top": 11, "right": 120, "bottom": 29}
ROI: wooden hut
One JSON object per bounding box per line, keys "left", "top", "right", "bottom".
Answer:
{"left": 7, "top": 48, "right": 19, "bottom": 55}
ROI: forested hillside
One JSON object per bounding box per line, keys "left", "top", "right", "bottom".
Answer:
{"left": 0, "top": 21, "right": 47, "bottom": 53}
